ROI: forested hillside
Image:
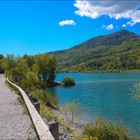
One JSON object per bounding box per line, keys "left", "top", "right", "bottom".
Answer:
{"left": 50, "top": 30, "right": 140, "bottom": 72}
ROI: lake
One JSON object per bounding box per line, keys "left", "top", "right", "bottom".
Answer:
{"left": 48, "top": 73, "right": 140, "bottom": 135}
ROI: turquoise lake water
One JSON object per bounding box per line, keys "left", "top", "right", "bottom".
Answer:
{"left": 48, "top": 73, "right": 140, "bottom": 135}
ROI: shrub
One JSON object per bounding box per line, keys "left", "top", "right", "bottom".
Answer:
{"left": 30, "top": 89, "right": 47, "bottom": 104}
{"left": 62, "top": 77, "right": 75, "bottom": 86}
{"left": 82, "top": 118, "right": 134, "bottom": 140}
{"left": 30, "top": 88, "right": 58, "bottom": 108}
{"left": 46, "top": 94, "right": 58, "bottom": 109}
{"left": 40, "top": 105, "right": 54, "bottom": 121}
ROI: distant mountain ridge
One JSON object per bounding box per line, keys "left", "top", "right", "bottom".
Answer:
{"left": 50, "top": 30, "right": 140, "bottom": 72}
{"left": 72, "top": 30, "right": 139, "bottom": 49}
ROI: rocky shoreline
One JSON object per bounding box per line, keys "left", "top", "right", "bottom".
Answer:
{"left": 52, "top": 107, "right": 85, "bottom": 140}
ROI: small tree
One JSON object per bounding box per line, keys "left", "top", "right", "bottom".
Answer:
{"left": 62, "top": 77, "right": 75, "bottom": 86}
{"left": 11, "top": 59, "right": 29, "bottom": 85}
{"left": 1, "top": 54, "right": 16, "bottom": 77}
{"left": 35, "top": 54, "right": 57, "bottom": 85}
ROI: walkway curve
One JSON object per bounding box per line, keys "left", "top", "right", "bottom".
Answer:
{"left": 7, "top": 77, "right": 54, "bottom": 140}
{"left": 0, "top": 74, "right": 36, "bottom": 139}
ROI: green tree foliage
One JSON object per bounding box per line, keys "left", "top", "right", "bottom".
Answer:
{"left": 51, "top": 30, "right": 140, "bottom": 72}
{"left": 0, "top": 54, "right": 4, "bottom": 59}
{"left": 22, "top": 54, "right": 35, "bottom": 68}
{"left": 1, "top": 53, "right": 58, "bottom": 108}
{"left": 2, "top": 54, "right": 57, "bottom": 86}
{"left": 62, "top": 77, "right": 75, "bottom": 86}
{"left": 2, "top": 54, "right": 16, "bottom": 77}
{"left": 12, "top": 58, "right": 29, "bottom": 85}
{"left": 35, "top": 54, "right": 57, "bottom": 84}
{"left": 20, "top": 71, "right": 39, "bottom": 92}
{"left": 0, "top": 54, "right": 4, "bottom": 74}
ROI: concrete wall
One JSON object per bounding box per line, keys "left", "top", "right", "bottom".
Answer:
{"left": 7, "top": 78, "right": 55, "bottom": 140}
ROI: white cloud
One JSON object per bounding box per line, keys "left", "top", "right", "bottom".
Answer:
{"left": 74, "top": 0, "right": 140, "bottom": 26}
{"left": 122, "top": 24, "right": 127, "bottom": 28}
{"left": 106, "top": 24, "right": 114, "bottom": 30}
{"left": 102, "top": 24, "right": 114, "bottom": 30}
{"left": 59, "top": 20, "right": 76, "bottom": 26}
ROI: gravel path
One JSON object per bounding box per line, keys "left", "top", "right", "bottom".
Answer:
{"left": 0, "top": 74, "right": 37, "bottom": 140}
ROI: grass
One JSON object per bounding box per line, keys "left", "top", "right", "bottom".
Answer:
{"left": 26, "top": 136, "right": 34, "bottom": 140}
{"left": 40, "top": 104, "right": 54, "bottom": 122}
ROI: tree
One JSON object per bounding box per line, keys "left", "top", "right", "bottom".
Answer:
{"left": 20, "top": 71, "right": 39, "bottom": 92}
{"left": 47, "top": 56, "right": 57, "bottom": 83}
{"left": 11, "top": 58, "right": 29, "bottom": 85}
{"left": 1, "top": 54, "right": 16, "bottom": 77}
{"left": 2, "top": 54, "right": 57, "bottom": 87}
{"left": 0, "top": 54, "right": 4, "bottom": 59}
{"left": 35, "top": 54, "right": 57, "bottom": 84}
{"left": 22, "top": 54, "right": 35, "bottom": 68}
{"left": 62, "top": 77, "right": 75, "bottom": 86}
{"left": 0, "top": 54, "right": 4, "bottom": 74}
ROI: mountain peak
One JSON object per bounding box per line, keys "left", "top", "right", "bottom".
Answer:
{"left": 74, "top": 30, "right": 138, "bottom": 49}
{"left": 51, "top": 29, "right": 140, "bottom": 72}
{"left": 110, "top": 29, "right": 137, "bottom": 37}
{"left": 54, "top": 30, "right": 140, "bottom": 72}
{"left": 116, "top": 29, "right": 133, "bottom": 33}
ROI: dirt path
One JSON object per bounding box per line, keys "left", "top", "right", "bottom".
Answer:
{"left": 0, "top": 74, "right": 37, "bottom": 139}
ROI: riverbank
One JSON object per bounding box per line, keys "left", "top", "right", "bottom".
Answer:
{"left": 49, "top": 73, "right": 140, "bottom": 137}
{"left": 58, "top": 69, "right": 140, "bottom": 73}
{"left": 51, "top": 107, "right": 85, "bottom": 139}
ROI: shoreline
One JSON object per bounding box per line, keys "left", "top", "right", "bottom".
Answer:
{"left": 57, "top": 71, "right": 140, "bottom": 74}
{"left": 51, "top": 107, "right": 85, "bottom": 139}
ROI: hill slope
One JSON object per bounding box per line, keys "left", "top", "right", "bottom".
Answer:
{"left": 50, "top": 30, "right": 140, "bottom": 72}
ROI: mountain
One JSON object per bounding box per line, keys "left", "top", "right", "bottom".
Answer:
{"left": 50, "top": 30, "right": 140, "bottom": 72}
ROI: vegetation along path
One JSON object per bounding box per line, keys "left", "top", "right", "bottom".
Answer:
{"left": 0, "top": 74, "right": 37, "bottom": 139}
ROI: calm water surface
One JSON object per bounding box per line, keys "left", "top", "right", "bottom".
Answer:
{"left": 48, "top": 73, "right": 140, "bottom": 135}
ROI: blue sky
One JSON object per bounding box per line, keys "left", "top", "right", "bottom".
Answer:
{"left": 0, "top": 0, "right": 140, "bottom": 55}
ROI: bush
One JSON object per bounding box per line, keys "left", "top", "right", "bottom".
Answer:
{"left": 30, "top": 88, "right": 47, "bottom": 103}
{"left": 30, "top": 88, "right": 58, "bottom": 108}
{"left": 82, "top": 118, "right": 134, "bottom": 140}
{"left": 46, "top": 94, "right": 58, "bottom": 109}
{"left": 62, "top": 77, "right": 75, "bottom": 86}
{"left": 40, "top": 105, "right": 54, "bottom": 121}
